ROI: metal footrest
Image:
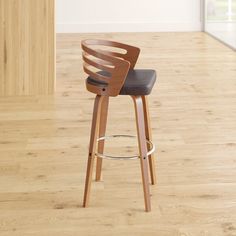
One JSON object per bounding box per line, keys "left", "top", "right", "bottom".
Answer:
{"left": 95, "top": 134, "right": 155, "bottom": 160}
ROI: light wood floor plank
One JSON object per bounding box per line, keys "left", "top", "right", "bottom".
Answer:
{"left": 0, "top": 32, "right": 236, "bottom": 235}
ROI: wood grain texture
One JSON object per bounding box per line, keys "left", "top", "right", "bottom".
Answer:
{"left": 96, "top": 96, "right": 109, "bottom": 181}
{"left": 83, "top": 95, "right": 104, "bottom": 207}
{"left": 0, "top": 32, "right": 236, "bottom": 235}
{"left": 132, "top": 95, "right": 151, "bottom": 212}
{"left": 0, "top": 0, "right": 55, "bottom": 96}
{"left": 142, "top": 95, "right": 157, "bottom": 185}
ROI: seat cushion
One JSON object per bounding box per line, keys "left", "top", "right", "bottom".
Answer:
{"left": 120, "top": 69, "right": 156, "bottom": 95}
{"left": 86, "top": 69, "right": 156, "bottom": 95}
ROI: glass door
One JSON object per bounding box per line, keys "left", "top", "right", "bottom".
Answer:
{"left": 204, "top": 0, "right": 236, "bottom": 49}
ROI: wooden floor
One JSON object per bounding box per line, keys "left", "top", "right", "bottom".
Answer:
{"left": 1, "top": 32, "right": 236, "bottom": 236}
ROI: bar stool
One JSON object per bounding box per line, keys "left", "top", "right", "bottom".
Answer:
{"left": 81, "top": 39, "right": 157, "bottom": 212}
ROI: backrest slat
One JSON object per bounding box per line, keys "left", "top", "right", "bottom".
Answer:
{"left": 82, "top": 53, "right": 114, "bottom": 74}
{"left": 83, "top": 64, "right": 110, "bottom": 83}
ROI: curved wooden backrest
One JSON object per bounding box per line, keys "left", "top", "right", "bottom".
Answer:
{"left": 81, "top": 39, "right": 140, "bottom": 96}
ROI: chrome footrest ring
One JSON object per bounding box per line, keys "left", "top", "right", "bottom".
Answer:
{"left": 95, "top": 134, "right": 155, "bottom": 160}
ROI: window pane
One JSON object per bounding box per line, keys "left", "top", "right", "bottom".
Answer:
{"left": 205, "top": 0, "right": 236, "bottom": 49}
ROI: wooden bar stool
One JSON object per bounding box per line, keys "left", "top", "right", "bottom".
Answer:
{"left": 81, "top": 39, "right": 157, "bottom": 212}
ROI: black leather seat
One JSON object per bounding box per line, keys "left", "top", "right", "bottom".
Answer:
{"left": 86, "top": 69, "right": 156, "bottom": 95}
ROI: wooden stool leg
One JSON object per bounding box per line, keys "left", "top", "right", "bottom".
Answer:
{"left": 132, "top": 95, "right": 151, "bottom": 212}
{"left": 142, "top": 96, "right": 157, "bottom": 185}
{"left": 83, "top": 95, "right": 104, "bottom": 207}
{"left": 96, "top": 96, "right": 109, "bottom": 181}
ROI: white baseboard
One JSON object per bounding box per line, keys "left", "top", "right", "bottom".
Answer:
{"left": 56, "top": 22, "right": 202, "bottom": 33}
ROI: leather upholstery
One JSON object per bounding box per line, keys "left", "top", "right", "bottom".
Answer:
{"left": 86, "top": 69, "right": 156, "bottom": 95}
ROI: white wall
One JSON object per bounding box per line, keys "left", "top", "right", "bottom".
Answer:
{"left": 56, "top": 0, "right": 202, "bottom": 33}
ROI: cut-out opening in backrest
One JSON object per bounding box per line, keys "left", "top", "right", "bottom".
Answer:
{"left": 82, "top": 52, "right": 114, "bottom": 84}
{"left": 91, "top": 45, "right": 127, "bottom": 60}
